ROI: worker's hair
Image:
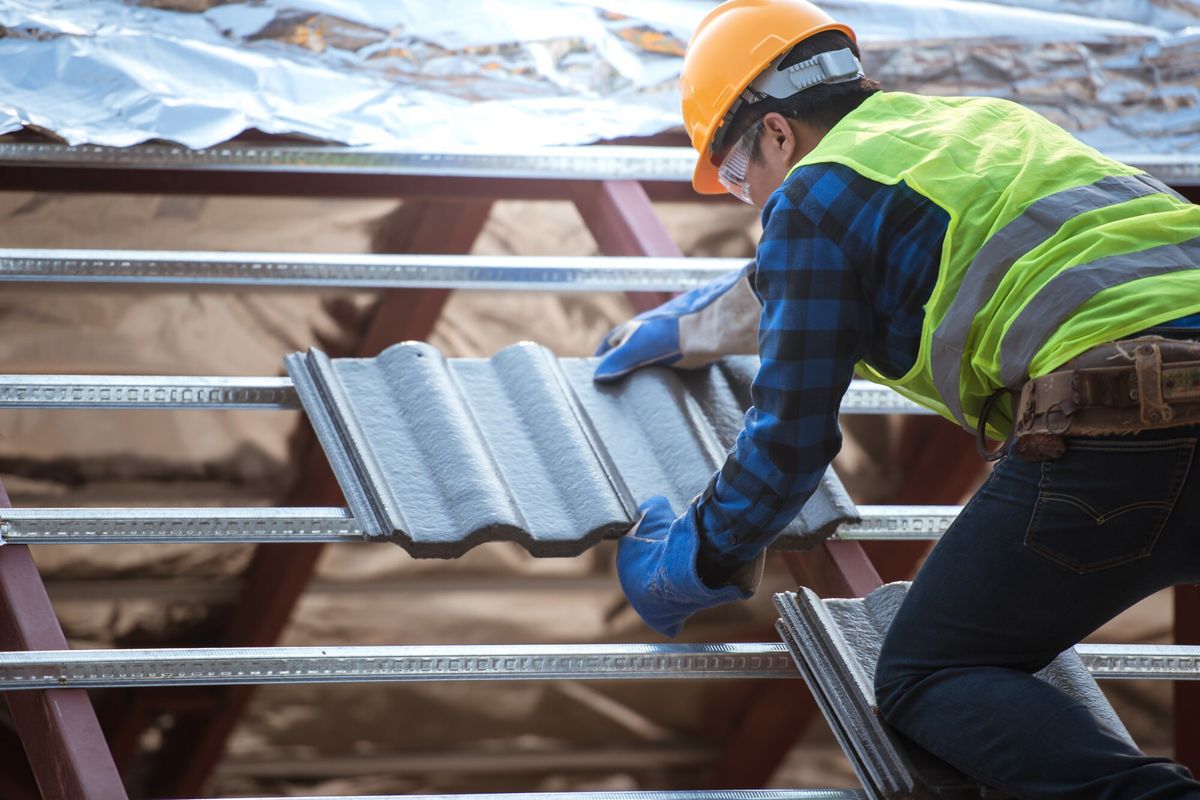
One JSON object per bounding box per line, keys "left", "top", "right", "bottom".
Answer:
{"left": 723, "top": 31, "right": 880, "bottom": 159}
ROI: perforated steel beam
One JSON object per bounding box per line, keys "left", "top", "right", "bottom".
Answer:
{"left": 0, "top": 374, "right": 925, "bottom": 413}
{"left": 0, "top": 374, "right": 298, "bottom": 410}
{"left": 0, "top": 505, "right": 959, "bottom": 545}
{"left": 0, "top": 643, "right": 796, "bottom": 689}
{"left": 0, "top": 143, "right": 697, "bottom": 181}
{"left": 1074, "top": 644, "right": 1200, "bottom": 681}
{"left": 0, "top": 643, "right": 1186, "bottom": 690}
{"left": 0, "top": 249, "right": 738, "bottom": 291}
{"left": 0, "top": 142, "right": 1196, "bottom": 186}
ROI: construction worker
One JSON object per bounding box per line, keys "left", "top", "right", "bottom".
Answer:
{"left": 594, "top": 0, "right": 1200, "bottom": 797}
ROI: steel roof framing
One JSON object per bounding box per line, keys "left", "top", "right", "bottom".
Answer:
{"left": 0, "top": 505, "right": 959, "bottom": 545}
{"left": 0, "top": 142, "right": 1197, "bottom": 186}
{"left": 0, "top": 249, "right": 743, "bottom": 290}
{"left": 0, "top": 372, "right": 927, "bottom": 414}
{"left": 2, "top": 143, "right": 1193, "bottom": 207}
{"left": 0, "top": 642, "right": 1193, "bottom": 691}
{"left": 0, "top": 140, "right": 1194, "bottom": 798}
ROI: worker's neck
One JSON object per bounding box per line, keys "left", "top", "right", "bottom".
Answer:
{"left": 787, "top": 119, "right": 829, "bottom": 165}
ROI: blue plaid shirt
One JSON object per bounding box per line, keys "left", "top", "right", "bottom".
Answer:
{"left": 692, "top": 161, "right": 1200, "bottom": 580}
{"left": 695, "top": 162, "right": 949, "bottom": 576}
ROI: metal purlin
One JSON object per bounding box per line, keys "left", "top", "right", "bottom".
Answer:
{"left": 0, "top": 142, "right": 1196, "bottom": 186}
{"left": 0, "top": 643, "right": 1193, "bottom": 690}
{"left": 0, "top": 372, "right": 924, "bottom": 413}
{"left": 0, "top": 249, "right": 744, "bottom": 290}
{"left": 0, "top": 196, "right": 873, "bottom": 796}
{"left": 0, "top": 145, "right": 1190, "bottom": 798}
{"left": 0, "top": 504, "right": 958, "bottom": 545}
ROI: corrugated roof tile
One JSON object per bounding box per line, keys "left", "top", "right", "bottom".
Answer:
{"left": 287, "top": 341, "right": 858, "bottom": 558}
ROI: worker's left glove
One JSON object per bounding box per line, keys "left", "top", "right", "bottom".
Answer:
{"left": 617, "top": 495, "right": 764, "bottom": 638}
{"left": 594, "top": 262, "right": 761, "bottom": 383}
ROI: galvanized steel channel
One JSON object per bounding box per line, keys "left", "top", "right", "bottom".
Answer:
{"left": 1, "top": 143, "right": 1197, "bottom": 186}
{"left": 0, "top": 507, "right": 363, "bottom": 544}
{"left": 1074, "top": 644, "right": 1200, "bottom": 681}
{"left": 0, "top": 643, "right": 1189, "bottom": 690}
{"left": 0, "top": 249, "right": 739, "bottom": 292}
{"left": 0, "top": 505, "right": 958, "bottom": 545}
{"left": 0, "top": 643, "right": 797, "bottom": 689}
{"left": 0, "top": 143, "right": 697, "bottom": 181}
{"left": 833, "top": 506, "right": 959, "bottom": 541}
{"left": 0, "top": 374, "right": 922, "bottom": 414}
{"left": 0, "top": 374, "right": 299, "bottom": 410}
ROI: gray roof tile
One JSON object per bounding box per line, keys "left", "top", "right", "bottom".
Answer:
{"left": 774, "top": 584, "right": 1133, "bottom": 799}
{"left": 287, "top": 342, "right": 858, "bottom": 558}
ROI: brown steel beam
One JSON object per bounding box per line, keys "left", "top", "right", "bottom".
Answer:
{"left": 893, "top": 415, "right": 985, "bottom": 505}
{"left": 572, "top": 180, "right": 678, "bottom": 311}
{"left": 0, "top": 476, "right": 128, "bottom": 800}
{"left": 1175, "top": 587, "right": 1200, "bottom": 772}
{"left": 705, "top": 666, "right": 820, "bottom": 789}
{"left": 0, "top": 165, "right": 726, "bottom": 204}
{"left": 0, "top": 724, "right": 43, "bottom": 800}
{"left": 781, "top": 542, "right": 885, "bottom": 600}
{"left": 138, "top": 199, "right": 495, "bottom": 798}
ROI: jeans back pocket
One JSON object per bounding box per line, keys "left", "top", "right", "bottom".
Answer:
{"left": 1024, "top": 438, "right": 1195, "bottom": 573}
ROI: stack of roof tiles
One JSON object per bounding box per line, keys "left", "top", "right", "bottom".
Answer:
{"left": 287, "top": 341, "right": 859, "bottom": 557}
{"left": 774, "top": 583, "right": 1135, "bottom": 800}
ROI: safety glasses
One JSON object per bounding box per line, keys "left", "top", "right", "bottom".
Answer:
{"left": 715, "top": 119, "right": 764, "bottom": 205}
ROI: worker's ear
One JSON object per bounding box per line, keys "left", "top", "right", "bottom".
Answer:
{"left": 758, "top": 112, "right": 798, "bottom": 169}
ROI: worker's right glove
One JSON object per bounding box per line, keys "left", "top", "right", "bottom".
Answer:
{"left": 617, "top": 495, "right": 764, "bottom": 638}
{"left": 593, "top": 262, "right": 761, "bottom": 383}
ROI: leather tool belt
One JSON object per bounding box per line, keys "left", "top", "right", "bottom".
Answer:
{"left": 1008, "top": 335, "right": 1200, "bottom": 462}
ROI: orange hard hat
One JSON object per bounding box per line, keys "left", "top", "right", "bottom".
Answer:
{"left": 680, "top": 0, "right": 857, "bottom": 194}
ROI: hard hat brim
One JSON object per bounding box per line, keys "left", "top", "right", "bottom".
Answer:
{"left": 691, "top": 154, "right": 727, "bottom": 195}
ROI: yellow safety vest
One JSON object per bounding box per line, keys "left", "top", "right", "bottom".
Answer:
{"left": 791, "top": 92, "right": 1200, "bottom": 436}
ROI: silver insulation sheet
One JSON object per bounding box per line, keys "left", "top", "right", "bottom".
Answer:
{"left": 0, "top": 0, "right": 1197, "bottom": 155}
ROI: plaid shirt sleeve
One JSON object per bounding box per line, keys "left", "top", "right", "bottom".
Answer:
{"left": 694, "top": 162, "right": 948, "bottom": 578}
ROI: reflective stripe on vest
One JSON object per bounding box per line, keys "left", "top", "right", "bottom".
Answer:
{"left": 930, "top": 172, "right": 1181, "bottom": 428}
{"left": 999, "top": 235, "right": 1200, "bottom": 389}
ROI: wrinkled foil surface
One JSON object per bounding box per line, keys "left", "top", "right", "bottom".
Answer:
{"left": 0, "top": 0, "right": 1196, "bottom": 154}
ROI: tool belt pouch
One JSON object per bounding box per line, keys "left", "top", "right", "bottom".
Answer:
{"left": 1013, "top": 336, "right": 1200, "bottom": 462}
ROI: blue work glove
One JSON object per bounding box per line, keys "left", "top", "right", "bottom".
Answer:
{"left": 594, "top": 262, "right": 761, "bottom": 382}
{"left": 617, "top": 495, "right": 764, "bottom": 638}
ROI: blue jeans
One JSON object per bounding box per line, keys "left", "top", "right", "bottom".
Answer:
{"left": 875, "top": 426, "right": 1200, "bottom": 799}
